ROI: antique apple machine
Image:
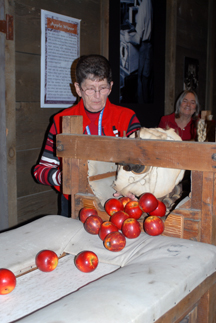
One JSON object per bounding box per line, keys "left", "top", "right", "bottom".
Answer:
{"left": 1, "top": 116, "right": 216, "bottom": 323}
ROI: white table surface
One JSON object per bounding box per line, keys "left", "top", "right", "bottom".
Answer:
{"left": 0, "top": 254, "right": 119, "bottom": 323}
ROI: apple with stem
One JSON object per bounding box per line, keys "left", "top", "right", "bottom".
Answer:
{"left": 122, "top": 218, "right": 141, "bottom": 239}
{"left": 144, "top": 216, "right": 164, "bottom": 236}
{"left": 75, "top": 251, "right": 98, "bottom": 273}
{"left": 124, "top": 201, "right": 143, "bottom": 220}
{"left": 98, "top": 221, "right": 119, "bottom": 240}
{"left": 35, "top": 250, "right": 58, "bottom": 272}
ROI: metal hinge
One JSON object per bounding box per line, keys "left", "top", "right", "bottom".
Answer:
{"left": 0, "top": 14, "right": 13, "bottom": 40}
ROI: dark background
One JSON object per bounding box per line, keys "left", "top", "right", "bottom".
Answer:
{"left": 109, "top": 0, "right": 166, "bottom": 128}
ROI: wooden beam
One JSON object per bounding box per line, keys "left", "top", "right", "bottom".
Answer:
{"left": 0, "top": 0, "right": 17, "bottom": 229}
{"left": 201, "top": 172, "right": 214, "bottom": 244}
{"left": 165, "top": 0, "right": 177, "bottom": 115}
{"left": 62, "top": 116, "right": 83, "bottom": 217}
{"left": 0, "top": 0, "right": 9, "bottom": 230}
{"left": 61, "top": 116, "right": 83, "bottom": 195}
{"left": 100, "top": 0, "right": 109, "bottom": 58}
{"left": 56, "top": 134, "right": 216, "bottom": 172}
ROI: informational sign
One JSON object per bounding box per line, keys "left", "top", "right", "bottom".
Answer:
{"left": 41, "top": 10, "right": 81, "bottom": 108}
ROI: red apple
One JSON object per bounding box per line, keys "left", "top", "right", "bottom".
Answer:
{"left": 105, "top": 198, "right": 124, "bottom": 216}
{"left": 119, "top": 196, "right": 132, "bottom": 208}
{"left": 110, "top": 210, "right": 130, "bottom": 230}
{"left": 79, "top": 207, "right": 98, "bottom": 223}
{"left": 35, "top": 250, "right": 58, "bottom": 272}
{"left": 124, "top": 201, "right": 143, "bottom": 220}
{"left": 98, "top": 221, "right": 119, "bottom": 240}
{"left": 0, "top": 269, "right": 16, "bottom": 295}
{"left": 122, "top": 218, "right": 141, "bottom": 239}
{"left": 138, "top": 193, "right": 158, "bottom": 213}
{"left": 149, "top": 200, "right": 166, "bottom": 217}
{"left": 144, "top": 216, "right": 164, "bottom": 236}
{"left": 104, "top": 231, "right": 126, "bottom": 252}
{"left": 84, "top": 215, "right": 103, "bottom": 235}
{"left": 75, "top": 251, "right": 98, "bottom": 273}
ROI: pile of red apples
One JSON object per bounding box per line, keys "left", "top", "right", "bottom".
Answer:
{"left": 79, "top": 193, "right": 166, "bottom": 270}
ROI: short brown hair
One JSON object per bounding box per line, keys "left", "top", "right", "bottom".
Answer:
{"left": 75, "top": 55, "right": 112, "bottom": 85}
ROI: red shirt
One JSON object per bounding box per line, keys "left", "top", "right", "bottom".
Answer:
{"left": 158, "top": 113, "right": 197, "bottom": 141}
{"left": 54, "top": 98, "right": 140, "bottom": 137}
{"left": 34, "top": 98, "right": 141, "bottom": 198}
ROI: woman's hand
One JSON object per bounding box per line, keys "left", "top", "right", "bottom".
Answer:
{"left": 113, "top": 191, "right": 138, "bottom": 201}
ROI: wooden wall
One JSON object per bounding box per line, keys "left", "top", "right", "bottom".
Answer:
{"left": 176, "top": 0, "right": 208, "bottom": 109}
{"left": 6, "top": 0, "right": 108, "bottom": 227}
{"left": 165, "top": 0, "right": 209, "bottom": 114}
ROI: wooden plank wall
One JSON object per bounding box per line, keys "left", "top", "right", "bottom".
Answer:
{"left": 165, "top": 0, "right": 209, "bottom": 115}
{"left": 15, "top": 0, "right": 109, "bottom": 224}
{"left": 176, "top": 0, "right": 208, "bottom": 108}
{"left": 0, "top": 0, "right": 9, "bottom": 230}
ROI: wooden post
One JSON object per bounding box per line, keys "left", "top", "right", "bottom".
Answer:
{"left": 61, "top": 116, "right": 83, "bottom": 218}
{"left": 0, "top": 0, "right": 17, "bottom": 230}
{"left": 165, "top": 0, "right": 177, "bottom": 115}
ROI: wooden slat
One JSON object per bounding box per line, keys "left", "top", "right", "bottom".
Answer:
{"left": 164, "top": 0, "right": 177, "bottom": 115}
{"left": 0, "top": 0, "right": 9, "bottom": 230}
{"left": 155, "top": 272, "right": 216, "bottom": 323}
{"left": 79, "top": 159, "right": 92, "bottom": 194}
{"left": 213, "top": 173, "right": 216, "bottom": 216}
{"left": 177, "top": 3, "right": 208, "bottom": 51}
{"left": 15, "top": 52, "right": 40, "bottom": 102}
{"left": 170, "top": 208, "right": 201, "bottom": 241}
{"left": 201, "top": 172, "right": 214, "bottom": 244}
{"left": 172, "top": 208, "right": 201, "bottom": 220}
{"left": 100, "top": 0, "right": 109, "bottom": 58}
{"left": 88, "top": 171, "right": 117, "bottom": 182}
{"left": 191, "top": 171, "right": 203, "bottom": 210}
{"left": 62, "top": 116, "right": 83, "bottom": 196}
{"left": 15, "top": 2, "right": 41, "bottom": 54}
{"left": 17, "top": 149, "right": 54, "bottom": 197}
{"left": 197, "top": 277, "right": 216, "bottom": 323}
{"left": 5, "top": 0, "right": 17, "bottom": 228}
{"left": 56, "top": 134, "right": 216, "bottom": 172}
{"left": 163, "top": 214, "right": 184, "bottom": 238}
{"left": 16, "top": 102, "right": 62, "bottom": 150}
{"left": 17, "top": 191, "right": 59, "bottom": 224}
{"left": 62, "top": 115, "right": 83, "bottom": 134}
{"left": 70, "top": 158, "right": 79, "bottom": 218}
{"left": 75, "top": 193, "right": 109, "bottom": 221}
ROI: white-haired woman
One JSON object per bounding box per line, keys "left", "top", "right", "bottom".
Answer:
{"left": 159, "top": 90, "right": 200, "bottom": 141}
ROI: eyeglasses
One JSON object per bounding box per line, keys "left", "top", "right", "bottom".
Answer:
{"left": 80, "top": 86, "right": 110, "bottom": 96}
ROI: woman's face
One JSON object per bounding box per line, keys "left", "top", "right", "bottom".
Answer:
{"left": 75, "top": 78, "right": 113, "bottom": 112}
{"left": 179, "top": 92, "right": 196, "bottom": 118}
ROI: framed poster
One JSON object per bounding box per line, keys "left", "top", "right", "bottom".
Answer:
{"left": 41, "top": 10, "right": 81, "bottom": 108}
{"left": 184, "top": 57, "right": 199, "bottom": 91}
{"left": 109, "top": 0, "right": 166, "bottom": 127}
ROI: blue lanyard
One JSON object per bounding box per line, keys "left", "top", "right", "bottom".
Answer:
{"left": 85, "top": 108, "right": 104, "bottom": 136}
